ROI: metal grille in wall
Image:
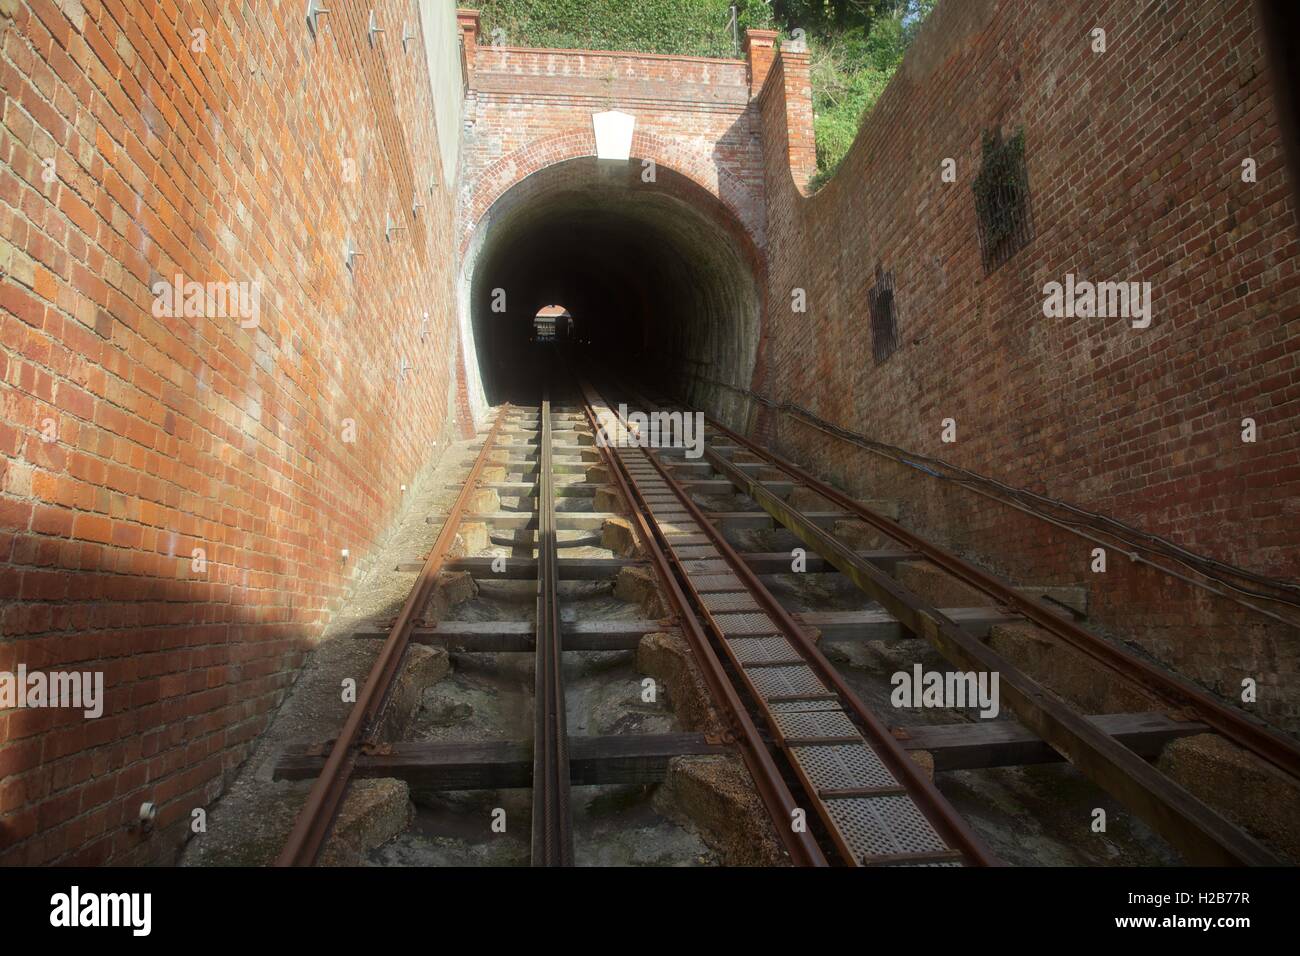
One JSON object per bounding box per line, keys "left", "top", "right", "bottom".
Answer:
{"left": 973, "top": 128, "right": 1034, "bottom": 275}
{"left": 868, "top": 267, "right": 898, "bottom": 363}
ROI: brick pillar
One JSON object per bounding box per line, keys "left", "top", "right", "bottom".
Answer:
{"left": 775, "top": 43, "right": 817, "bottom": 190}
{"left": 457, "top": 9, "right": 481, "bottom": 84}
{"left": 744, "top": 29, "right": 778, "bottom": 97}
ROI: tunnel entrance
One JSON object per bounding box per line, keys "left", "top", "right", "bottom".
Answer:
{"left": 460, "top": 157, "right": 764, "bottom": 410}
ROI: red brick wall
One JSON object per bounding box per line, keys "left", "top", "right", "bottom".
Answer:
{"left": 751, "top": 0, "right": 1300, "bottom": 728}
{"left": 0, "top": 0, "right": 463, "bottom": 863}
{"left": 458, "top": 38, "right": 767, "bottom": 253}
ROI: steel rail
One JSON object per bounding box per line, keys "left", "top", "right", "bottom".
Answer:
{"left": 701, "top": 435, "right": 1280, "bottom": 864}
{"left": 532, "top": 393, "right": 574, "bottom": 865}
{"left": 695, "top": 406, "right": 1300, "bottom": 783}
{"left": 578, "top": 381, "right": 829, "bottom": 866}
{"left": 611, "top": 389, "right": 993, "bottom": 866}
{"left": 275, "top": 409, "right": 510, "bottom": 867}
{"left": 634, "top": 391, "right": 1279, "bottom": 864}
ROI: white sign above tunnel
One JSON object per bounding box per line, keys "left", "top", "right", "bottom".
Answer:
{"left": 592, "top": 110, "right": 635, "bottom": 161}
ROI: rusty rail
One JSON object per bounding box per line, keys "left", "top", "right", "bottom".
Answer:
{"left": 275, "top": 409, "right": 508, "bottom": 866}
{"left": 699, "top": 408, "right": 1300, "bottom": 784}
{"left": 626, "top": 388, "right": 1286, "bottom": 864}
{"left": 532, "top": 393, "right": 573, "bottom": 865}
{"left": 579, "top": 382, "right": 829, "bottom": 866}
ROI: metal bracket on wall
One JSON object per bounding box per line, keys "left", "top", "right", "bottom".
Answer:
{"left": 305, "top": 0, "right": 330, "bottom": 38}
{"left": 368, "top": 10, "right": 384, "bottom": 46}
{"left": 402, "top": 23, "right": 416, "bottom": 53}
{"left": 344, "top": 238, "right": 362, "bottom": 271}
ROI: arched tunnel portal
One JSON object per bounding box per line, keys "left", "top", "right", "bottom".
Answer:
{"left": 459, "top": 157, "right": 765, "bottom": 416}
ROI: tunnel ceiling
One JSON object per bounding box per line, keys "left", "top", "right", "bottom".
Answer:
{"left": 465, "top": 158, "right": 763, "bottom": 404}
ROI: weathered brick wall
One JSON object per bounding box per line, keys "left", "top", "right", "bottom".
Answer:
{"left": 0, "top": 0, "right": 463, "bottom": 863}
{"left": 752, "top": 0, "right": 1300, "bottom": 728}
{"left": 457, "top": 21, "right": 767, "bottom": 254}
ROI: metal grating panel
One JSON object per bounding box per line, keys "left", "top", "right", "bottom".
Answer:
{"left": 688, "top": 574, "right": 744, "bottom": 592}
{"left": 790, "top": 743, "right": 897, "bottom": 791}
{"left": 674, "top": 546, "right": 720, "bottom": 560}
{"left": 660, "top": 533, "right": 710, "bottom": 545}
{"left": 773, "top": 709, "right": 860, "bottom": 740}
{"left": 879, "top": 861, "right": 964, "bottom": 868}
{"left": 714, "top": 612, "right": 781, "bottom": 636}
{"left": 656, "top": 522, "right": 699, "bottom": 535}
{"left": 824, "top": 795, "right": 948, "bottom": 863}
{"left": 680, "top": 560, "right": 732, "bottom": 574}
{"left": 727, "top": 636, "right": 800, "bottom": 664}
{"left": 748, "top": 665, "right": 828, "bottom": 699}
{"left": 701, "top": 591, "right": 760, "bottom": 613}
{"left": 769, "top": 700, "right": 843, "bottom": 713}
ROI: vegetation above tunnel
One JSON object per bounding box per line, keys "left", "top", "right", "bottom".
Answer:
{"left": 474, "top": 0, "right": 936, "bottom": 187}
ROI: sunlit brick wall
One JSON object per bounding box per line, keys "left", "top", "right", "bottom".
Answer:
{"left": 0, "top": 0, "right": 464, "bottom": 863}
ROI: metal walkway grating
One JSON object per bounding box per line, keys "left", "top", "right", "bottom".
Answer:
{"left": 601, "top": 412, "right": 969, "bottom": 869}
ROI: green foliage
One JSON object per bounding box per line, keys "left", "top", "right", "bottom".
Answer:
{"left": 803, "top": 0, "right": 935, "bottom": 188}
{"left": 806, "top": 32, "right": 894, "bottom": 189}
{"left": 475, "top": 0, "right": 773, "bottom": 58}
{"left": 773, "top": 0, "right": 908, "bottom": 34}
{"left": 971, "top": 127, "right": 1027, "bottom": 247}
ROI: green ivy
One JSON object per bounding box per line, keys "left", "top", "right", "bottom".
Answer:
{"left": 971, "top": 127, "right": 1027, "bottom": 248}
{"left": 475, "top": 0, "right": 774, "bottom": 58}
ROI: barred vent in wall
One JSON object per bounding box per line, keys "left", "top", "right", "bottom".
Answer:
{"left": 973, "top": 127, "right": 1034, "bottom": 275}
{"left": 869, "top": 266, "right": 898, "bottom": 364}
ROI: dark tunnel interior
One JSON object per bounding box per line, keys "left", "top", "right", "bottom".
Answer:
{"left": 464, "top": 158, "right": 763, "bottom": 406}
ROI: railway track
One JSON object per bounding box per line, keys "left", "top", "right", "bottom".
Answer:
{"left": 276, "top": 384, "right": 716, "bottom": 865}
{"left": 274, "top": 402, "right": 510, "bottom": 867}
{"left": 608, "top": 383, "right": 1300, "bottom": 866}
{"left": 581, "top": 381, "right": 991, "bottom": 866}
{"left": 272, "top": 372, "right": 1297, "bottom": 867}
{"left": 531, "top": 391, "right": 573, "bottom": 865}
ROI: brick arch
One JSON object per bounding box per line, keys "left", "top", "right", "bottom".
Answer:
{"left": 460, "top": 126, "right": 764, "bottom": 255}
